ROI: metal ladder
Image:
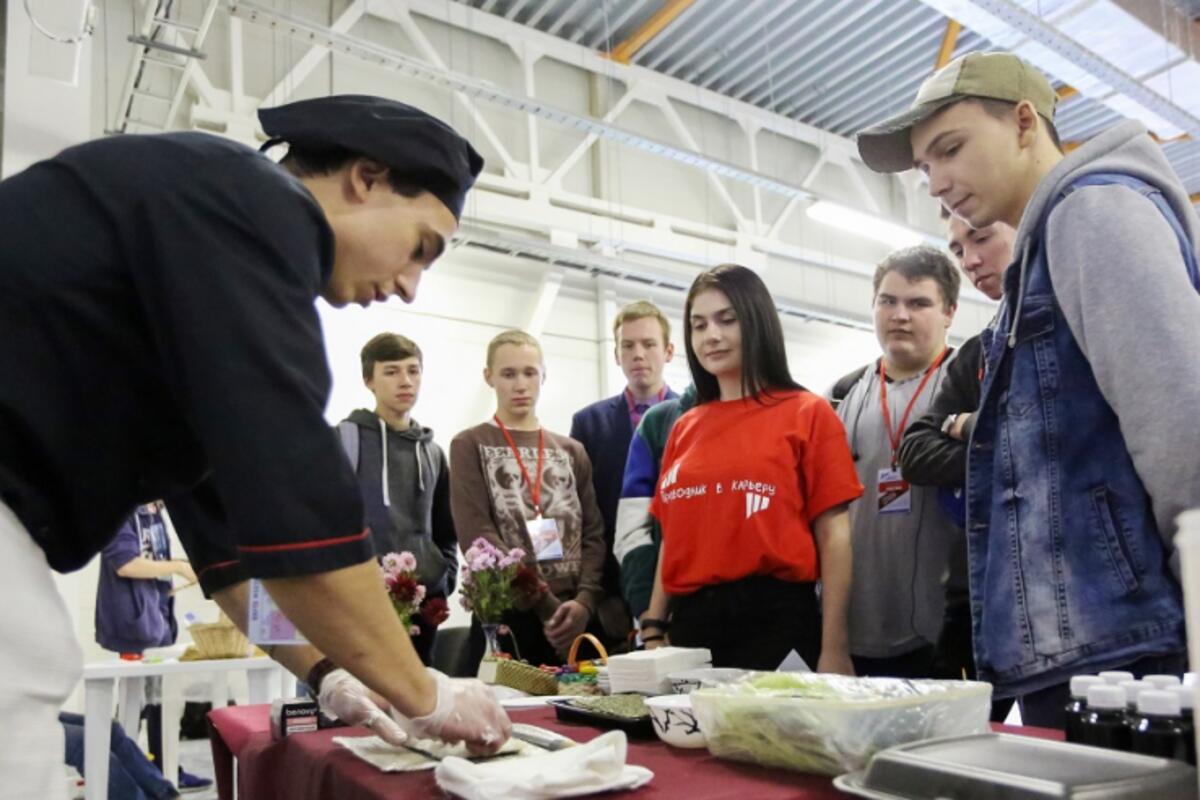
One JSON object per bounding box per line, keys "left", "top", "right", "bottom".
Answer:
{"left": 110, "top": 0, "right": 220, "bottom": 134}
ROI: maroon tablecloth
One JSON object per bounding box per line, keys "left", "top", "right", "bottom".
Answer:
{"left": 208, "top": 704, "right": 1064, "bottom": 800}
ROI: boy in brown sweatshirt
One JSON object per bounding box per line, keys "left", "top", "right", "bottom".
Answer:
{"left": 450, "top": 330, "right": 607, "bottom": 668}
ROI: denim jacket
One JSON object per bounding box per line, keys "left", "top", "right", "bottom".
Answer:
{"left": 966, "top": 173, "right": 1190, "bottom": 698}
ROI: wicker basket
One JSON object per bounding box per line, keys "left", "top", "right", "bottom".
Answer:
{"left": 494, "top": 659, "right": 559, "bottom": 696}
{"left": 187, "top": 614, "right": 250, "bottom": 660}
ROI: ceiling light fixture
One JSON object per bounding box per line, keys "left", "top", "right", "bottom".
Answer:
{"left": 806, "top": 200, "right": 924, "bottom": 249}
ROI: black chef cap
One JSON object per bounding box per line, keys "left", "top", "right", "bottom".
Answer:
{"left": 258, "top": 95, "right": 484, "bottom": 219}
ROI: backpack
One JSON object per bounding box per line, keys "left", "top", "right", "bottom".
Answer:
{"left": 829, "top": 364, "right": 871, "bottom": 411}
{"left": 336, "top": 420, "right": 360, "bottom": 471}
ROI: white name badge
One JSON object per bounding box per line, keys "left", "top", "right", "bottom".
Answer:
{"left": 527, "top": 517, "right": 564, "bottom": 562}
{"left": 877, "top": 467, "right": 912, "bottom": 515}
{"left": 247, "top": 579, "right": 308, "bottom": 645}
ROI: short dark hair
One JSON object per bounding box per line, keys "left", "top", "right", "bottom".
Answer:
{"left": 873, "top": 245, "right": 961, "bottom": 311}
{"left": 279, "top": 145, "right": 431, "bottom": 197}
{"left": 684, "top": 264, "right": 803, "bottom": 405}
{"left": 968, "top": 97, "right": 1063, "bottom": 152}
{"left": 361, "top": 333, "right": 422, "bottom": 380}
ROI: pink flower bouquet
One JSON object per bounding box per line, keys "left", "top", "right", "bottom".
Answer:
{"left": 458, "top": 537, "right": 547, "bottom": 624}
{"left": 380, "top": 551, "right": 433, "bottom": 636}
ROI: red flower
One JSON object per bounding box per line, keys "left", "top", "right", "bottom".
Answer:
{"left": 420, "top": 597, "right": 450, "bottom": 627}
{"left": 511, "top": 565, "right": 548, "bottom": 600}
{"left": 388, "top": 574, "right": 420, "bottom": 604}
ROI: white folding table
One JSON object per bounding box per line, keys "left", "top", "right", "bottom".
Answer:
{"left": 81, "top": 653, "right": 288, "bottom": 800}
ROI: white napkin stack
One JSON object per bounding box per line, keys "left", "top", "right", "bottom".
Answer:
{"left": 434, "top": 730, "right": 652, "bottom": 800}
{"left": 605, "top": 647, "right": 712, "bottom": 695}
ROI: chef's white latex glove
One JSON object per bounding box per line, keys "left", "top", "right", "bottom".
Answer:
{"left": 390, "top": 668, "right": 513, "bottom": 756}
{"left": 316, "top": 668, "right": 408, "bottom": 746}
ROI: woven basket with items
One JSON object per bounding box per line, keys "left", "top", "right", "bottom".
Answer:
{"left": 182, "top": 613, "right": 251, "bottom": 661}
{"left": 483, "top": 632, "right": 610, "bottom": 696}
{"left": 555, "top": 633, "right": 607, "bottom": 696}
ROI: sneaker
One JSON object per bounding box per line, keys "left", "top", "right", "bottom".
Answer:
{"left": 176, "top": 769, "right": 212, "bottom": 794}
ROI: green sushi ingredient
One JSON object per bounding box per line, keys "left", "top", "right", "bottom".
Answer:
{"left": 569, "top": 694, "right": 648, "bottom": 719}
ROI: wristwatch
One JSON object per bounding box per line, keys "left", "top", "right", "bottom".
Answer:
{"left": 940, "top": 413, "right": 959, "bottom": 435}
{"left": 305, "top": 657, "right": 339, "bottom": 701}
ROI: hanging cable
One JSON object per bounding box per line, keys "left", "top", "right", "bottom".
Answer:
{"left": 24, "top": 0, "right": 98, "bottom": 44}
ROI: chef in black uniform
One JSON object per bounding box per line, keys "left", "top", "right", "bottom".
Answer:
{"left": 0, "top": 95, "right": 509, "bottom": 797}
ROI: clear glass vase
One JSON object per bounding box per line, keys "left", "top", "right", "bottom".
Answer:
{"left": 481, "top": 622, "right": 502, "bottom": 659}
{"left": 477, "top": 621, "right": 503, "bottom": 683}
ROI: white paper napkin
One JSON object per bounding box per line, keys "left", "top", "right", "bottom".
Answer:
{"left": 434, "top": 730, "right": 653, "bottom": 799}
{"left": 333, "top": 735, "right": 530, "bottom": 772}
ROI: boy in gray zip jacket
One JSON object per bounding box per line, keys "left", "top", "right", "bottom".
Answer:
{"left": 338, "top": 333, "right": 458, "bottom": 664}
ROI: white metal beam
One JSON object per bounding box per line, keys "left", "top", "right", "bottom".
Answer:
{"left": 593, "top": 276, "right": 620, "bottom": 396}
{"left": 544, "top": 86, "right": 639, "bottom": 187}
{"left": 230, "top": 1, "right": 829, "bottom": 203}
{"left": 229, "top": 16, "right": 245, "bottom": 113}
{"left": 520, "top": 43, "right": 542, "bottom": 182}
{"left": 261, "top": 0, "right": 365, "bottom": 109}
{"left": 381, "top": 0, "right": 864, "bottom": 162}
{"left": 767, "top": 153, "right": 827, "bottom": 239}
{"left": 744, "top": 122, "right": 764, "bottom": 232}
{"left": 658, "top": 100, "right": 748, "bottom": 229}
{"left": 212, "top": 0, "right": 990, "bottom": 318}
{"left": 389, "top": 6, "right": 522, "bottom": 178}
{"left": 525, "top": 268, "right": 565, "bottom": 338}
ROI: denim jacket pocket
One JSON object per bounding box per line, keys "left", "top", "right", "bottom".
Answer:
{"left": 1011, "top": 299, "right": 1055, "bottom": 347}
{"left": 1004, "top": 301, "right": 1056, "bottom": 419}
{"left": 1090, "top": 486, "right": 1142, "bottom": 596}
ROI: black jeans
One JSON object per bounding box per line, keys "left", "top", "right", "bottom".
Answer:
{"left": 668, "top": 575, "right": 821, "bottom": 671}
{"left": 1017, "top": 651, "right": 1189, "bottom": 729}
{"left": 410, "top": 613, "right": 439, "bottom": 667}
{"left": 933, "top": 597, "right": 1015, "bottom": 722}
{"left": 852, "top": 644, "right": 937, "bottom": 679}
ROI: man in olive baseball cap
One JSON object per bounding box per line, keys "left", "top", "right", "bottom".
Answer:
{"left": 856, "top": 49, "right": 1198, "bottom": 731}
{"left": 856, "top": 51, "right": 1058, "bottom": 175}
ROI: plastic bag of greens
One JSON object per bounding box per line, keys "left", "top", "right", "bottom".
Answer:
{"left": 690, "top": 672, "right": 991, "bottom": 776}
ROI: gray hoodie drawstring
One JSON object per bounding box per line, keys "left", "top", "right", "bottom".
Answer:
{"left": 379, "top": 417, "right": 427, "bottom": 504}
{"left": 415, "top": 439, "right": 427, "bottom": 493}
{"left": 379, "top": 417, "right": 391, "bottom": 508}
{"left": 1007, "top": 238, "right": 1034, "bottom": 349}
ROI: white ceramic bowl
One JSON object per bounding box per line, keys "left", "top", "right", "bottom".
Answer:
{"left": 667, "top": 667, "right": 748, "bottom": 695}
{"left": 644, "top": 694, "right": 706, "bottom": 749}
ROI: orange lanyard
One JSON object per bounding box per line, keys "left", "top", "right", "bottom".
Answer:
{"left": 494, "top": 416, "right": 545, "bottom": 517}
{"left": 879, "top": 348, "right": 949, "bottom": 466}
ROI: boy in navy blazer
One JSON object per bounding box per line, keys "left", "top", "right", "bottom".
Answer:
{"left": 570, "top": 301, "right": 677, "bottom": 647}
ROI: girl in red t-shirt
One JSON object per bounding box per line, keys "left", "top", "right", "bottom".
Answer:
{"left": 643, "top": 265, "right": 862, "bottom": 672}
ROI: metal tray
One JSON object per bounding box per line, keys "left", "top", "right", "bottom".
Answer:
{"left": 548, "top": 698, "right": 656, "bottom": 738}
{"left": 833, "top": 733, "right": 1197, "bottom": 799}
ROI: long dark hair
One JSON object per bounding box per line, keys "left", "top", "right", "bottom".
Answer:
{"left": 684, "top": 264, "right": 803, "bottom": 404}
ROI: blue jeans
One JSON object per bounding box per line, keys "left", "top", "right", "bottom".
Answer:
{"left": 1017, "top": 652, "right": 1188, "bottom": 729}
{"left": 61, "top": 713, "right": 178, "bottom": 800}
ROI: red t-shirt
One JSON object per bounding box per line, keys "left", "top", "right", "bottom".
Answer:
{"left": 650, "top": 389, "right": 863, "bottom": 594}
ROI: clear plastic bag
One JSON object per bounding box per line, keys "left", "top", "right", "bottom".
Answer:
{"left": 689, "top": 672, "right": 992, "bottom": 776}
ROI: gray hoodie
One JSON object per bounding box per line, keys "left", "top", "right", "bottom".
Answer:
{"left": 1010, "top": 119, "right": 1200, "bottom": 555}
{"left": 343, "top": 409, "right": 457, "bottom": 596}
